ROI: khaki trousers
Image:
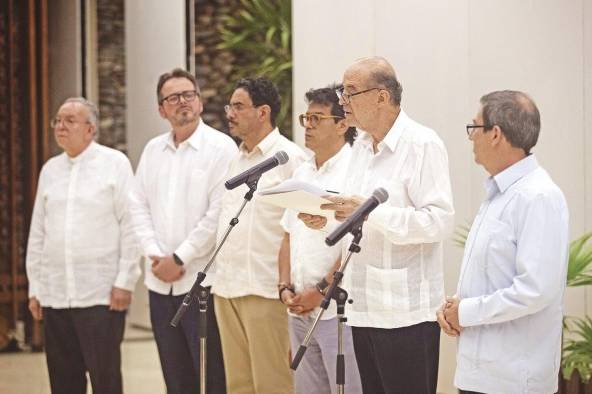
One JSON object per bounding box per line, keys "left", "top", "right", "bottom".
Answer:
{"left": 214, "top": 294, "right": 293, "bottom": 394}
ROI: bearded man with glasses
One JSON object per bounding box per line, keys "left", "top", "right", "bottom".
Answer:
{"left": 212, "top": 77, "right": 306, "bottom": 394}
{"left": 129, "top": 68, "right": 237, "bottom": 393}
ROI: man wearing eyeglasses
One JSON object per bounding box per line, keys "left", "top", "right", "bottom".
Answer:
{"left": 212, "top": 77, "right": 306, "bottom": 393}
{"left": 302, "top": 57, "right": 455, "bottom": 393}
{"left": 129, "top": 68, "right": 237, "bottom": 393}
{"left": 277, "top": 84, "right": 362, "bottom": 393}
{"left": 26, "top": 97, "right": 140, "bottom": 394}
{"left": 437, "top": 91, "right": 568, "bottom": 394}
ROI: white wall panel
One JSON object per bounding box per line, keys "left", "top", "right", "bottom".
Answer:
{"left": 293, "top": 1, "right": 591, "bottom": 392}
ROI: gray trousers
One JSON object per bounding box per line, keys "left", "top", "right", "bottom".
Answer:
{"left": 289, "top": 315, "right": 362, "bottom": 394}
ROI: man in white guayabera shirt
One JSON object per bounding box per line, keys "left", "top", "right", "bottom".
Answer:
{"left": 278, "top": 85, "right": 362, "bottom": 394}
{"left": 302, "top": 57, "right": 455, "bottom": 394}
{"left": 437, "top": 91, "right": 569, "bottom": 394}
{"left": 129, "top": 69, "right": 237, "bottom": 394}
{"left": 26, "top": 97, "right": 140, "bottom": 394}
{"left": 212, "top": 77, "right": 306, "bottom": 394}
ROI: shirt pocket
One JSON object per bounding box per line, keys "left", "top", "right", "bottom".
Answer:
{"left": 480, "top": 217, "right": 516, "bottom": 291}
{"left": 365, "top": 265, "right": 410, "bottom": 313}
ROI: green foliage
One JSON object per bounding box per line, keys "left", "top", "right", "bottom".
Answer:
{"left": 452, "top": 222, "right": 471, "bottom": 248}
{"left": 562, "top": 316, "right": 592, "bottom": 383}
{"left": 567, "top": 232, "right": 592, "bottom": 287}
{"left": 217, "top": 0, "right": 293, "bottom": 137}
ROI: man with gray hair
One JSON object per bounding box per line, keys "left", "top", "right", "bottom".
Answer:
{"left": 302, "top": 57, "right": 455, "bottom": 393}
{"left": 437, "top": 91, "right": 569, "bottom": 393}
{"left": 26, "top": 97, "right": 140, "bottom": 394}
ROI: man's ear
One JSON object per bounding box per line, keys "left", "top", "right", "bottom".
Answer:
{"left": 158, "top": 105, "right": 166, "bottom": 119}
{"left": 335, "top": 118, "right": 348, "bottom": 137}
{"left": 258, "top": 104, "right": 271, "bottom": 123}
{"left": 377, "top": 89, "right": 390, "bottom": 105}
{"left": 490, "top": 125, "right": 504, "bottom": 147}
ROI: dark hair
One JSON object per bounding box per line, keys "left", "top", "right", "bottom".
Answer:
{"left": 304, "top": 84, "right": 357, "bottom": 145}
{"left": 156, "top": 68, "right": 200, "bottom": 104}
{"left": 369, "top": 70, "right": 403, "bottom": 106}
{"left": 234, "top": 77, "right": 281, "bottom": 127}
{"left": 480, "top": 90, "right": 540, "bottom": 154}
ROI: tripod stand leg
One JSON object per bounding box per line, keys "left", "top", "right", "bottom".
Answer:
{"left": 197, "top": 286, "right": 210, "bottom": 394}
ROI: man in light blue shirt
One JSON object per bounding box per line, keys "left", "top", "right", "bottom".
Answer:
{"left": 437, "top": 90, "right": 569, "bottom": 394}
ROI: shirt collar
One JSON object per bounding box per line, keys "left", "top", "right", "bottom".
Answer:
{"left": 307, "top": 143, "right": 351, "bottom": 173}
{"left": 67, "top": 141, "right": 97, "bottom": 164}
{"left": 239, "top": 128, "right": 280, "bottom": 156}
{"left": 485, "top": 154, "right": 539, "bottom": 198}
{"left": 356, "top": 109, "right": 408, "bottom": 153}
{"left": 162, "top": 121, "right": 201, "bottom": 152}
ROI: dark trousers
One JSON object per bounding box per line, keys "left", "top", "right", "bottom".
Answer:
{"left": 43, "top": 305, "right": 125, "bottom": 394}
{"left": 149, "top": 289, "right": 226, "bottom": 394}
{"left": 351, "top": 321, "right": 440, "bottom": 394}
{"left": 459, "top": 391, "right": 485, "bottom": 394}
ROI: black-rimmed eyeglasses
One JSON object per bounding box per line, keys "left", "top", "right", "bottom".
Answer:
{"left": 466, "top": 124, "right": 493, "bottom": 137}
{"left": 335, "top": 87, "right": 381, "bottom": 104}
{"left": 161, "top": 90, "right": 199, "bottom": 105}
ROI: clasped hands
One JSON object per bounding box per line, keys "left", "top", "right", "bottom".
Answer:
{"left": 436, "top": 296, "right": 463, "bottom": 337}
{"left": 280, "top": 287, "right": 324, "bottom": 316}
{"left": 150, "top": 255, "right": 185, "bottom": 283}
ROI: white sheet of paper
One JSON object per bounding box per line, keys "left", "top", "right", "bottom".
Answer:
{"left": 258, "top": 179, "right": 338, "bottom": 217}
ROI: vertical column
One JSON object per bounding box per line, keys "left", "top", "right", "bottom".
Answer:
{"left": 125, "top": 0, "right": 186, "bottom": 328}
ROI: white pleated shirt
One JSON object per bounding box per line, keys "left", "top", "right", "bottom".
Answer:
{"left": 341, "top": 110, "right": 455, "bottom": 328}
{"left": 26, "top": 142, "right": 140, "bottom": 308}
{"left": 212, "top": 129, "right": 306, "bottom": 299}
{"left": 129, "top": 121, "right": 238, "bottom": 295}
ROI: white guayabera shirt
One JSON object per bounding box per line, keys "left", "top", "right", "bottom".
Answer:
{"left": 281, "top": 144, "right": 352, "bottom": 320}
{"left": 455, "top": 155, "right": 569, "bottom": 394}
{"left": 129, "top": 121, "right": 238, "bottom": 295}
{"left": 26, "top": 142, "right": 140, "bottom": 308}
{"left": 213, "top": 129, "right": 306, "bottom": 299}
{"left": 341, "top": 110, "right": 455, "bottom": 329}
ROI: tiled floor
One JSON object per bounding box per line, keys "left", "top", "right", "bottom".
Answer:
{"left": 0, "top": 326, "right": 166, "bottom": 394}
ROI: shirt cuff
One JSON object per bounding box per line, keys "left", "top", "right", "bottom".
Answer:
{"left": 28, "top": 283, "right": 38, "bottom": 299}
{"left": 175, "top": 242, "right": 195, "bottom": 266}
{"left": 114, "top": 260, "right": 141, "bottom": 291}
{"left": 144, "top": 243, "right": 163, "bottom": 259}
{"left": 458, "top": 297, "right": 483, "bottom": 327}
{"left": 367, "top": 204, "right": 398, "bottom": 233}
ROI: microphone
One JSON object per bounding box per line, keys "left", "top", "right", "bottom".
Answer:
{"left": 325, "top": 188, "right": 389, "bottom": 246}
{"left": 225, "top": 151, "right": 289, "bottom": 190}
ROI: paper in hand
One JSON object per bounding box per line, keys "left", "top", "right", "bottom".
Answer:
{"left": 258, "top": 179, "right": 337, "bottom": 217}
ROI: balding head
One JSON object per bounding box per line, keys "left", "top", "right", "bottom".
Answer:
{"left": 346, "top": 56, "right": 403, "bottom": 106}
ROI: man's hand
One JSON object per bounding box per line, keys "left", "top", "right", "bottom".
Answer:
{"left": 151, "top": 255, "right": 185, "bottom": 283}
{"left": 29, "top": 297, "right": 42, "bottom": 321}
{"left": 288, "top": 288, "right": 323, "bottom": 316}
{"left": 443, "top": 296, "right": 463, "bottom": 333}
{"left": 436, "top": 301, "right": 460, "bottom": 337}
{"left": 297, "top": 213, "right": 327, "bottom": 230}
{"left": 110, "top": 287, "right": 132, "bottom": 311}
{"left": 320, "top": 195, "right": 366, "bottom": 222}
{"left": 280, "top": 288, "right": 296, "bottom": 307}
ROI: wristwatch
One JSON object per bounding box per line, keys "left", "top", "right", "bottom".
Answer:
{"left": 277, "top": 282, "right": 295, "bottom": 303}
{"left": 315, "top": 277, "right": 330, "bottom": 295}
{"left": 172, "top": 253, "right": 184, "bottom": 266}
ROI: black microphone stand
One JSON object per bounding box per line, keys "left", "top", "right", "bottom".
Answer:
{"left": 290, "top": 223, "right": 364, "bottom": 394}
{"left": 170, "top": 178, "right": 259, "bottom": 394}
